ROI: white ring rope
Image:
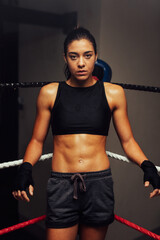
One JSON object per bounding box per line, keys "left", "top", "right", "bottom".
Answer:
{"left": 0, "top": 151, "right": 160, "bottom": 172}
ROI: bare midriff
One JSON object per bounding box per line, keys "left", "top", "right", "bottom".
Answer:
{"left": 52, "top": 134, "right": 110, "bottom": 173}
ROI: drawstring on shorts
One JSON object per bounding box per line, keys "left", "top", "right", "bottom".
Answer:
{"left": 71, "top": 173, "right": 86, "bottom": 199}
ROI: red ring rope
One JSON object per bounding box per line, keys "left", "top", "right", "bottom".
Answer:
{"left": 0, "top": 214, "right": 160, "bottom": 239}
{"left": 0, "top": 215, "right": 46, "bottom": 235}
{"left": 114, "top": 215, "right": 160, "bottom": 240}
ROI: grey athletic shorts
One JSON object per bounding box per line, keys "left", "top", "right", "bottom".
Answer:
{"left": 46, "top": 169, "right": 114, "bottom": 228}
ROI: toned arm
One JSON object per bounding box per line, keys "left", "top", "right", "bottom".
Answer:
{"left": 23, "top": 87, "right": 52, "bottom": 165}
{"left": 23, "top": 82, "right": 58, "bottom": 165}
{"left": 111, "top": 85, "right": 147, "bottom": 166}
{"left": 12, "top": 83, "right": 58, "bottom": 201}
{"left": 105, "top": 83, "right": 160, "bottom": 198}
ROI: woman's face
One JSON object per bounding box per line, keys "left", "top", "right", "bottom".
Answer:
{"left": 64, "top": 39, "right": 97, "bottom": 81}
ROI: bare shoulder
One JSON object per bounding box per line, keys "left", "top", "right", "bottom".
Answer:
{"left": 103, "top": 82, "right": 126, "bottom": 110}
{"left": 37, "top": 82, "right": 59, "bottom": 109}
{"left": 103, "top": 82, "right": 124, "bottom": 96}
{"left": 39, "top": 82, "right": 59, "bottom": 97}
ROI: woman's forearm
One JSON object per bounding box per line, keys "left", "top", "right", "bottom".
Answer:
{"left": 121, "top": 137, "right": 148, "bottom": 166}
{"left": 23, "top": 138, "right": 43, "bottom": 166}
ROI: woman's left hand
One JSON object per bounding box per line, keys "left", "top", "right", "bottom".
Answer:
{"left": 141, "top": 160, "right": 160, "bottom": 198}
{"left": 144, "top": 181, "right": 160, "bottom": 198}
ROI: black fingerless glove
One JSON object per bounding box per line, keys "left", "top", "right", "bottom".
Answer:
{"left": 141, "top": 160, "right": 160, "bottom": 189}
{"left": 13, "top": 162, "right": 34, "bottom": 191}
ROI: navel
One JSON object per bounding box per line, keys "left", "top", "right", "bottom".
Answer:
{"left": 79, "top": 158, "right": 83, "bottom": 164}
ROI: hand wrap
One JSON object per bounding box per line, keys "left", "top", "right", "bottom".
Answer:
{"left": 13, "top": 162, "right": 34, "bottom": 191}
{"left": 141, "top": 160, "right": 160, "bottom": 189}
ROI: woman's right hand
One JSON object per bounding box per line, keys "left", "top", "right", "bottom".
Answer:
{"left": 12, "top": 185, "right": 34, "bottom": 202}
{"left": 12, "top": 162, "right": 34, "bottom": 202}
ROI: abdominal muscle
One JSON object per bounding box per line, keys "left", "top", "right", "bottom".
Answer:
{"left": 51, "top": 134, "right": 110, "bottom": 172}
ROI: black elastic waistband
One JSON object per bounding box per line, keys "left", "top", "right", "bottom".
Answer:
{"left": 50, "top": 168, "right": 111, "bottom": 180}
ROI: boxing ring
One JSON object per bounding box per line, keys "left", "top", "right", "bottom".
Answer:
{"left": 0, "top": 77, "right": 160, "bottom": 239}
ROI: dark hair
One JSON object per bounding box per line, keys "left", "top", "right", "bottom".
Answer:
{"left": 64, "top": 27, "right": 97, "bottom": 79}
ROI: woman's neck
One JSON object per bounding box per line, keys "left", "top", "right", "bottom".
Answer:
{"left": 67, "top": 76, "right": 96, "bottom": 88}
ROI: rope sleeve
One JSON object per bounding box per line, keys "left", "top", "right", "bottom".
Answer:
{"left": 1, "top": 214, "right": 160, "bottom": 239}
{"left": 115, "top": 215, "right": 160, "bottom": 240}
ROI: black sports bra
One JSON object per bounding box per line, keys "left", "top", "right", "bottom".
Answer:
{"left": 50, "top": 80, "right": 111, "bottom": 136}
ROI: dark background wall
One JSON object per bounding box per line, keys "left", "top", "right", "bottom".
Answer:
{"left": 0, "top": 19, "right": 19, "bottom": 240}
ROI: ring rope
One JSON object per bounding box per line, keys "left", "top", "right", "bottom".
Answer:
{"left": 0, "top": 215, "right": 46, "bottom": 236}
{"left": 114, "top": 82, "right": 160, "bottom": 93}
{"left": 0, "top": 81, "right": 160, "bottom": 92}
{"left": 0, "top": 151, "right": 160, "bottom": 172}
{"left": 114, "top": 215, "right": 160, "bottom": 240}
{"left": 0, "top": 153, "right": 53, "bottom": 169}
{"left": 0, "top": 214, "right": 160, "bottom": 239}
